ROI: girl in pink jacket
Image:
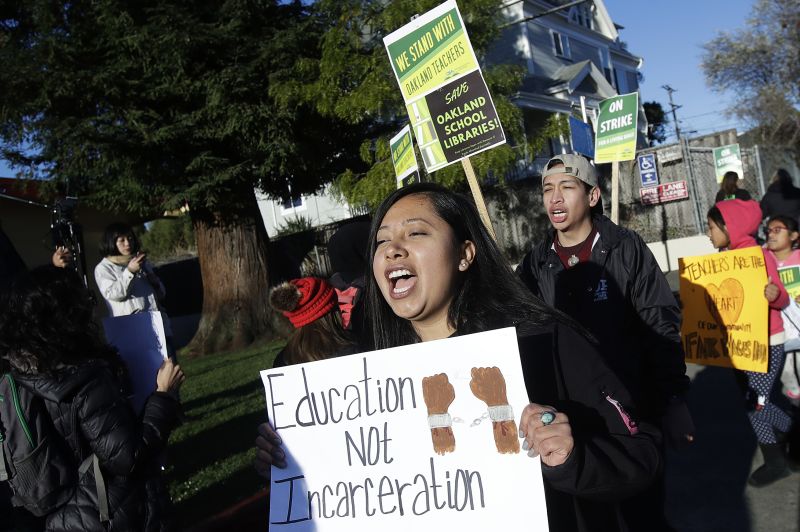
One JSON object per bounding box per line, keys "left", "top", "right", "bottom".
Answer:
{"left": 707, "top": 199, "right": 793, "bottom": 487}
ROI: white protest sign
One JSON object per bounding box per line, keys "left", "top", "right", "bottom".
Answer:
{"left": 103, "top": 311, "right": 169, "bottom": 414}
{"left": 260, "top": 327, "right": 547, "bottom": 531}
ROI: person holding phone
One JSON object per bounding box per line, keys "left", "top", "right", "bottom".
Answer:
{"left": 94, "top": 222, "right": 165, "bottom": 317}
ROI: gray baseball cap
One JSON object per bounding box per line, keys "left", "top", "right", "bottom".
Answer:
{"left": 541, "top": 153, "right": 598, "bottom": 188}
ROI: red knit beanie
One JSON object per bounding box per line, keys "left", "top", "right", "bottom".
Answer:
{"left": 269, "top": 277, "right": 336, "bottom": 328}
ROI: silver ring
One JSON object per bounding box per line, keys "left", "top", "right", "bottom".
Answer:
{"left": 540, "top": 411, "right": 556, "bottom": 426}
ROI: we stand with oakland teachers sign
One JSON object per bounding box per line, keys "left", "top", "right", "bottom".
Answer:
{"left": 383, "top": 0, "right": 505, "bottom": 172}
{"left": 261, "top": 328, "right": 547, "bottom": 531}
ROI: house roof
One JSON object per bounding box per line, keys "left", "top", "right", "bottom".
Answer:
{"left": 545, "top": 59, "right": 617, "bottom": 99}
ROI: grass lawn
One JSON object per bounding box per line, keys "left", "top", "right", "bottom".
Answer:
{"left": 166, "top": 340, "right": 283, "bottom": 527}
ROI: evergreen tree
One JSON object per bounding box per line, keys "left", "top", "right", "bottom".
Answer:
{"left": 643, "top": 101, "right": 669, "bottom": 146}
{"left": 0, "top": 0, "right": 362, "bottom": 354}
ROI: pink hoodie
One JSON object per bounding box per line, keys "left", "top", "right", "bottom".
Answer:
{"left": 716, "top": 199, "right": 789, "bottom": 339}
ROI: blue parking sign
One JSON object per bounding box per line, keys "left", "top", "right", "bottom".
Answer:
{"left": 638, "top": 154, "right": 658, "bottom": 188}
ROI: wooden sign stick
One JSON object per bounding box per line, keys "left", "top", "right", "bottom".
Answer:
{"left": 461, "top": 158, "right": 497, "bottom": 240}
{"left": 611, "top": 160, "right": 619, "bottom": 224}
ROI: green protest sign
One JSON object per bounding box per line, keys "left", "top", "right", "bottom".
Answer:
{"left": 778, "top": 265, "right": 800, "bottom": 300}
{"left": 594, "top": 92, "right": 639, "bottom": 163}
{"left": 384, "top": 0, "right": 505, "bottom": 172}
{"left": 713, "top": 144, "right": 743, "bottom": 184}
{"left": 390, "top": 125, "right": 420, "bottom": 189}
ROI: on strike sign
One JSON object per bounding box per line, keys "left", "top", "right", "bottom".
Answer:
{"left": 594, "top": 92, "right": 639, "bottom": 163}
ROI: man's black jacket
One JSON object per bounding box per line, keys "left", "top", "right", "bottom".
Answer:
{"left": 517, "top": 214, "right": 690, "bottom": 419}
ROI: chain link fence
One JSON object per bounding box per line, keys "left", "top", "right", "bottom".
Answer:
{"left": 617, "top": 141, "right": 766, "bottom": 243}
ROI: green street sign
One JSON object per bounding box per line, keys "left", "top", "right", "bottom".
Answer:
{"left": 594, "top": 92, "right": 639, "bottom": 163}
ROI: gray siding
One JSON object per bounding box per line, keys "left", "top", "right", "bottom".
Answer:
{"left": 484, "top": 26, "right": 529, "bottom": 70}
{"left": 527, "top": 22, "right": 569, "bottom": 75}
{"left": 569, "top": 38, "right": 599, "bottom": 67}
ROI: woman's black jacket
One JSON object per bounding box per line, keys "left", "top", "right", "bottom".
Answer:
{"left": 513, "top": 320, "right": 662, "bottom": 532}
{"left": 13, "top": 360, "right": 179, "bottom": 531}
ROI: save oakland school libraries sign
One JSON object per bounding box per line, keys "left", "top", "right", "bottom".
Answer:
{"left": 594, "top": 92, "right": 639, "bottom": 164}
{"left": 679, "top": 247, "right": 769, "bottom": 373}
{"left": 383, "top": 0, "right": 505, "bottom": 172}
{"left": 260, "top": 328, "right": 548, "bottom": 531}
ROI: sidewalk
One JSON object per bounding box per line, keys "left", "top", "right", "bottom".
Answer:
{"left": 665, "top": 363, "right": 799, "bottom": 531}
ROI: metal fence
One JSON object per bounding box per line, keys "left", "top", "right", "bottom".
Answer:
{"left": 616, "top": 141, "right": 767, "bottom": 242}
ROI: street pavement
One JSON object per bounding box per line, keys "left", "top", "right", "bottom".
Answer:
{"left": 665, "top": 363, "right": 800, "bottom": 531}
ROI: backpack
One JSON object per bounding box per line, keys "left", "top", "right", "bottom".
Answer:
{"left": 0, "top": 372, "right": 78, "bottom": 516}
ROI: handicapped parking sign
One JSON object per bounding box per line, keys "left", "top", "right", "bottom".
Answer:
{"left": 638, "top": 154, "right": 658, "bottom": 188}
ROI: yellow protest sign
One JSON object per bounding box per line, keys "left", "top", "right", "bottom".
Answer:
{"left": 679, "top": 247, "right": 769, "bottom": 373}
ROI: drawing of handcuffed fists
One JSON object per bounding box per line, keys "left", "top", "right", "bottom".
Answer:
{"left": 422, "top": 373, "right": 456, "bottom": 455}
{"left": 470, "top": 367, "right": 520, "bottom": 454}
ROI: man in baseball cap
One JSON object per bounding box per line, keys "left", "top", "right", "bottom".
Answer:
{"left": 518, "top": 152, "right": 693, "bottom": 531}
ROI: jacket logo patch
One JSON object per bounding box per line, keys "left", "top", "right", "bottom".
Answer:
{"left": 594, "top": 279, "right": 608, "bottom": 302}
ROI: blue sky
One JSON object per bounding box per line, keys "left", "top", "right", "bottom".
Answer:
{"left": 604, "top": 0, "right": 756, "bottom": 141}
{"left": 0, "top": 0, "right": 756, "bottom": 176}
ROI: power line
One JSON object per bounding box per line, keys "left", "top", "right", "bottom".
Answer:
{"left": 499, "top": 0, "right": 591, "bottom": 29}
{"left": 660, "top": 120, "right": 749, "bottom": 141}
{"left": 678, "top": 109, "right": 731, "bottom": 120}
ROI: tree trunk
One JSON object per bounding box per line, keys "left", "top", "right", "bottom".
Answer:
{"left": 186, "top": 186, "right": 283, "bottom": 355}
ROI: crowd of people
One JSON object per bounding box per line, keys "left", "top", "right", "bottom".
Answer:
{"left": 1, "top": 155, "right": 799, "bottom": 531}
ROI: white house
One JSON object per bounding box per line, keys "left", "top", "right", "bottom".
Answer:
{"left": 256, "top": 184, "right": 359, "bottom": 238}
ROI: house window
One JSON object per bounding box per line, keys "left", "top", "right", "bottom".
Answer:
{"left": 615, "top": 68, "right": 628, "bottom": 93}
{"left": 598, "top": 48, "right": 613, "bottom": 85}
{"left": 568, "top": 5, "right": 594, "bottom": 29}
{"left": 551, "top": 31, "right": 571, "bottom": 59}
{"left": 280, "top": 195, "right": 305, "bottom": 213}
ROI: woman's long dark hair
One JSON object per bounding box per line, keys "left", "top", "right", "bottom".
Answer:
{"left": 720, "top": 172, "right": 739, "bottom": 196}
{"left": 100, "top": 222, "right": 140, "bottom": 257}
{"left": 0, "top": 266, "right": 122, "bottom": 374}
{"left": 771, "top": 168, "right": 797, "bottom": 191}
{"left": 365, "top": 183, "right": 577, "bottom": 350}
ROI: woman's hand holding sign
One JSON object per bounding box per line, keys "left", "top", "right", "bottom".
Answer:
{"left": 519, "top": 403, "right": 574, "bottom": 467}
{"left": 255, "top": 422, "right": 286, "bottom": 479}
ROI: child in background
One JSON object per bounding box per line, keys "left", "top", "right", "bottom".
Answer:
{"left": 256, "top": 277, "right": 357, "bottom": 476}
{"left": 707, "top": 200, "right": 793, "bottom": 486}
{"left": 764, "top": 215, "right": 800, "bottom": 400}
{"left": 268, "top": 277, "right": 357, "bottom": 366}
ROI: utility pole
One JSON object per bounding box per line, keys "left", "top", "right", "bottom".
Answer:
{"left": 662, "top": 85, "right": 682, "bottom": 141}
